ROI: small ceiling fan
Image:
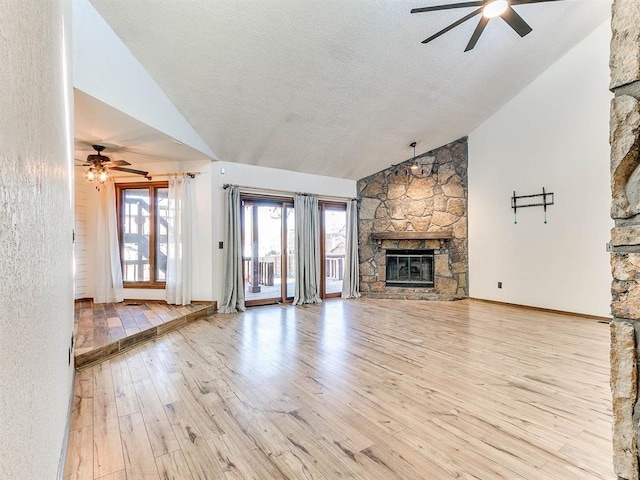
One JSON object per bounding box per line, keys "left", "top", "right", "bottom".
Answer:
{"left": 79, "top": 144, "right": 151, "bottom": 183}
{"left": 411, "top": 0, "right": 564, "bottom": 52}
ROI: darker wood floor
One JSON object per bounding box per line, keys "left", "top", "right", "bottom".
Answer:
{"left": 74, "top": 300, "right": 214, "bottom": 368}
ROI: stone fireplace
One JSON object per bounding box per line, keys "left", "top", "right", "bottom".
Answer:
{"left": 357, "top": 137, "right": 468, "bottom": 300}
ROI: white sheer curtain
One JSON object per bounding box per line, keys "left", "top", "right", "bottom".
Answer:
{"left": 342, "top": 199, "right": 361, "bottom": 299}
{"left": 219, "top": 185, "right": 245, "bottom": 313}
{"left": 94, "top": 180, "right": 124, "bottom": 303}
{"left": 293, "top": 194, "right": 322, "bottom": 305}
{"left": 165, "top": 175, "right": 194, "bottom": 305}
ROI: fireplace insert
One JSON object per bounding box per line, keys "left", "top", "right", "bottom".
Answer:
{"left": 385, "top": 249, "right": 434, "bottom": 287}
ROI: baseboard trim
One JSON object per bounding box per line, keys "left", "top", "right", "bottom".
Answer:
{"left": 57, "top": 368, "right": 76, "bottom": 480}
{"left": 123, "top": 299, "right": 213, "bottom": 305}
{"left": 468, "top": 297, "right": 612, "bottom": 322}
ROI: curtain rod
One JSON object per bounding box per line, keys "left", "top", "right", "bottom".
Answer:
{"left": 151, "top": 171, "right": 199, "bottom": 178}
{"left": 223, "top": 183, "right": 356, "bottom": 202}
{"left": 114, "top": 171, "right": 200, "bottom": 180}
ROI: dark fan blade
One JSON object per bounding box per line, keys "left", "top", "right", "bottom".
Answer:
{"left": 103, "top": 160, "right": 131, "bottom": 167}
{"left": 422, "top": 7, "right": 483, "bottom": 43}
{"left": 111, "top": 166, "right": 150, "bottom": 177}
{"left": 411, "top": 1, "right": 482, "bottom": 13}
{"left": 465, "top": 16, "right": 489, "bottom": 51}
{"left": 502, "top": 6, "right": 533, "bottom": 37}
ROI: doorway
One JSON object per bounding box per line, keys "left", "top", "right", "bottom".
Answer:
{"left": 241, "top": 197, "right": 347, "bottom": 306}
{"left": 242, "top": 198, "right": 294, "bottom": 306}
{"left": 321, "top": 203, "right": 347, "bottom": 297}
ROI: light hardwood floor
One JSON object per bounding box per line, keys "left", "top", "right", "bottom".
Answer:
{"left": 64, "top": 298, "right": 614, "bottom": 479}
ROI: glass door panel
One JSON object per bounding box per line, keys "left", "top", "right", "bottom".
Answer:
{"left": 243, "top": 202, "right": 285, "bottom": 304}
{"left": 285, "top": 206, "right": 295, "bottom": 299}
{"left": 323, "top": 207, "right": 346, "bottom": 296}
{"left": 155, "top": 187, "right": 169, "bottom": 282}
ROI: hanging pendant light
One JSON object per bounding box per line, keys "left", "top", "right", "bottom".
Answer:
{"left": 410, "top": 142, "right": 418, "bottom": 173}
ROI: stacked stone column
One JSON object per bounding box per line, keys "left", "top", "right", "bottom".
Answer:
{"left": 610, "top": 1, "right": 640, "bottom": 478}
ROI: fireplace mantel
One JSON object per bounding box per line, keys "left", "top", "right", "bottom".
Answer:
{"left": 370, "top": 230, "right": 453, "bottom": 248}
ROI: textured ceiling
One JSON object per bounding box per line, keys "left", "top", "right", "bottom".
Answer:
{"left": 88, "top": 0, "right": 610, "bottom": 180}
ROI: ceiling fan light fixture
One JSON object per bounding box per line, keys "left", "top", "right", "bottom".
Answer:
{"left": 483, "top": 0, "right": 509, "bottom": 18}
{"left": 97, "top": 168, "right": 109, "bottom": 184}
{"left": 85, "top": 168, "right": 96, "bottom": 182}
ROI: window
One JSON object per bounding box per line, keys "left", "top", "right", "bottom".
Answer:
{"left": 116, "top": 182, "right": 168, "bottom": 287}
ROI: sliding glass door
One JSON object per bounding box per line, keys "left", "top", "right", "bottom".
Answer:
{"left": 241, "top": 197, "right": 347, "bottom": 305}
{"left": 321, "top": 203, "right": 347, "bottom": 297}
{"left": 285, "top": 206, "right": 295, "bottom": 299}
{"left": 242, "top": 198, "right": 294, "bottom": 306}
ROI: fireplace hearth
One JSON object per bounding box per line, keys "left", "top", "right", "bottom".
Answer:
{"left": 386, "top": 249, "right": 434, "bottom": 288}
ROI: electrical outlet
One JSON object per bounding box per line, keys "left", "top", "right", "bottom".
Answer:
{"left": 218, "top": 241, "right": 224, "bottom": 249}
{"left": 498, "top": 281, "right": 502, "bottom": 289}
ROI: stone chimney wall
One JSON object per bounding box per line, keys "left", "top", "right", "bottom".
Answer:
{"left": 609, "top": 1, "right": 640, "bottom": 478}
{"left": 356, "top": 137, "right": 468, "bottom": 300}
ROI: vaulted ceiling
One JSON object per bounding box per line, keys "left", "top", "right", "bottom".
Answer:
{"left": 85, "top": 0, "right": 610, "bottom": 180}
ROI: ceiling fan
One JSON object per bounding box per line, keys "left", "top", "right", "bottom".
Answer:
{"left": 79, "top": 144, "right": 151, "bottom": 183}
{"left": 411, "top": 0, "right": 564, "bottom": 52}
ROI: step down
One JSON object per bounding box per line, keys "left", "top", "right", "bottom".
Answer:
{"left": 75, "top": 302, "right": 216, "bottom": 369}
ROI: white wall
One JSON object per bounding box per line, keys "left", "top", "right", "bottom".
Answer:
{"left": 468, "top": 21, "right": 612, "bottom": 317}
{"left": 74, "top": 173, "right": 96, "bottom": 299}
{"left": 211, "top": 161, "right": 357, "bottom": 301}
{"left": 0, "top": 1, "right": 75, "bottom": 478}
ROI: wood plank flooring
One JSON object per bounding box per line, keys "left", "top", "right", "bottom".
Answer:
{"left": 64, "top": 298, "right": 614, "bottom": 479}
